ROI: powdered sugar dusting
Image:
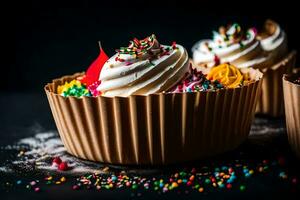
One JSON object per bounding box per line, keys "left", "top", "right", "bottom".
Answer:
{"left": 0, "top": 118, "right": 285, "bottom": 175}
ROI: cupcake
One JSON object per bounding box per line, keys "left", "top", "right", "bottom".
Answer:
{"left": 283, "top": 72, "right": 300, "bottom": 157}
{"left": 97, "top": 34, "right": 189, "bottom": 97}
{"left": 192, "top": 21, "right": 296, "bottom": 117}
{"left": 258, "top": 20, "right": 288, "bottom": 62}
{"left": 192, "top": 23, "right": 270, "bottom": 69}
{"left": 45, "top": 35, "right": 263, "bottom": 165}
{"left": 256, "top": 20, "right": 296, "bottom": 116}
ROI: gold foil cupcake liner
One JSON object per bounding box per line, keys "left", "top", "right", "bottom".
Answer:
{"left": 45, "top": 72, "right": 263, "bottom": 165}
{"left": 256, "top": 51, "right": 297, "bottom": 117}
{"left": 283, "top": 73, "right": 300, "bottom": 158}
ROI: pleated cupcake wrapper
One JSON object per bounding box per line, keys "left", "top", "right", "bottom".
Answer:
{"left": 283, "top": 73, "right": 300, "bottom": 158}
{"left": 45, "top": 73, "right": 263, "bottom": 165}
{"left": 256, "top": 51, "right": 297, "bottom": 117}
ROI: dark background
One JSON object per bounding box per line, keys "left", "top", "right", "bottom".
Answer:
{"left": 1, "top": 0, "right": 299, "bottom": 93}
{"left": 1, "top": 1, "right": 300, "bottom": 199}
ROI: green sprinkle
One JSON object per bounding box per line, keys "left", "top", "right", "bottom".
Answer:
{"left": 132, "top": 184, "right": 138, "bottom": 190}
{"left": 205, "top": 179, "right": 211, "bottom": 184}
{"left": 240, "top": 185, "right": 246, "bottom": 191}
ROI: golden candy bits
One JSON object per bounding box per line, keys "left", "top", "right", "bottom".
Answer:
{"left": 207, "top": 63, "right": 244, "bottom": 88}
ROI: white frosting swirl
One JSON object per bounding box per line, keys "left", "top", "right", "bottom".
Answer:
{"left": 258, "top": 20, "right": 288, "bottom": 62}
{"left": 97, "top": 35, "right": 189, "bottom": 97}
{"left": 192, "top": 24, "right": 269, "bottom": 69}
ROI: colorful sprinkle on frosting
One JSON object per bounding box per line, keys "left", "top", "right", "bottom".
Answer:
{"left": 57, "top": 80, "right": 91, "bottom": 97}
{"left": 170, "top": 64, "right": 224, "bottom": 93}
{"left": 114, "top": 34, "right": 177, "bottom": 64}
{"left": 117, "top": 34, "right": 156, "bottom": 56}
{"left": 205, "top": 23, "right": 255, "bottom": 52}
{"left": 170, "top": 63, "right": 253, "bottom": 93}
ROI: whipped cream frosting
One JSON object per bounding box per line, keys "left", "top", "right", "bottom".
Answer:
{"left": 192, "top": 23, "right": 270, "bottom": 69}
{"left": 97, "top": 35, "right": 189, "bottom": 97}
{"left": 258, "top": 20, "right": 288, "bottom": 62}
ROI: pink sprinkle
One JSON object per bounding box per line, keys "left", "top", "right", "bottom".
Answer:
{"left": 125, "top": 62, "right": 133, "bottom": 66}
{"left": 88, "top": 80, "right": 101, "bottom": 97}
{"left": 172, "top": 41, "right": 177, "bottom": 49}
{"left": 30, "top": 181, "right": 36, "bottom": 186}
{"left": 251, "top": 27, "right": 258, "bottom": 35}
{"left": 126, "top": 182, "right": 131, "bottom": 187}
{"left": 292, "top": 178, "right": 298, "bottom": 184}
{"left": 72, "top": 185, "right": 79, "bottom": 190}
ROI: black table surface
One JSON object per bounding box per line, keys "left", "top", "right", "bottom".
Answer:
{"left": 1, "top": 93, "right": 300, "bottom": 200}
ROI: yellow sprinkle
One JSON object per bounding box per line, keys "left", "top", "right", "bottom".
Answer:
{"left": 199, "top": 187, "right": 204, "bottom": 192}
{"left": 60, "top": 177, "right": 66, "bottom": 182}
{"left": 57, "top": 80, "right": 84, "bottom": 95}
{"left": 172, "top": 182, "right": 178, "bottom": 188}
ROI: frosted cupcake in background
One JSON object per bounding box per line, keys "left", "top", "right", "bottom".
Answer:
{"left": 45, "top": 34, "right": 263, "bottom": 165}
{"left": 192, "top": 23, "right": 270, "bottom": 69}
{"left": 283, "top": 72, "right": 300, "bottom": 158}
{"left": 192, "top": 21, "right": 297, "bottom": 117}
{"left": 258, "top": 20, "right": 288, "bottom": 62}
{"left": 255, "top": 20, "right": 296, "bottom": 116}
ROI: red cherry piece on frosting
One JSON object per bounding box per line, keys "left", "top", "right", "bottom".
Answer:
{"left": 58, "top": 162, "right": 69, "bottom": 171}
{"left": 81, "top": 44, "right": 109, "bottom": 87}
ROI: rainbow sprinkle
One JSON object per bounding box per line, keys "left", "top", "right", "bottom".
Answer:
{"left": 5, "top": 157, "right": 299, "bottom": 196}
{"left": 170, "top": 65, "right": 223, "bottom": 93}
{"left": 115, "top": 34, "right": 177, "bottom": 63}
{"left": 57, "top": 80, "right": 91, "bottom": 97}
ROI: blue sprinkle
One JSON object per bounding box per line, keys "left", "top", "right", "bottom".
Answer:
{"left": 279, "top": 172, "right": 287, "bottom": 178}
{"left": 111, "top": 176, "right": 117, "bottom": 181}
{"left": 227, "top": 179, "right": 234, "bottom": 184}
{"left": 215, "top": 168, "right": 220, "bottom": 172}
